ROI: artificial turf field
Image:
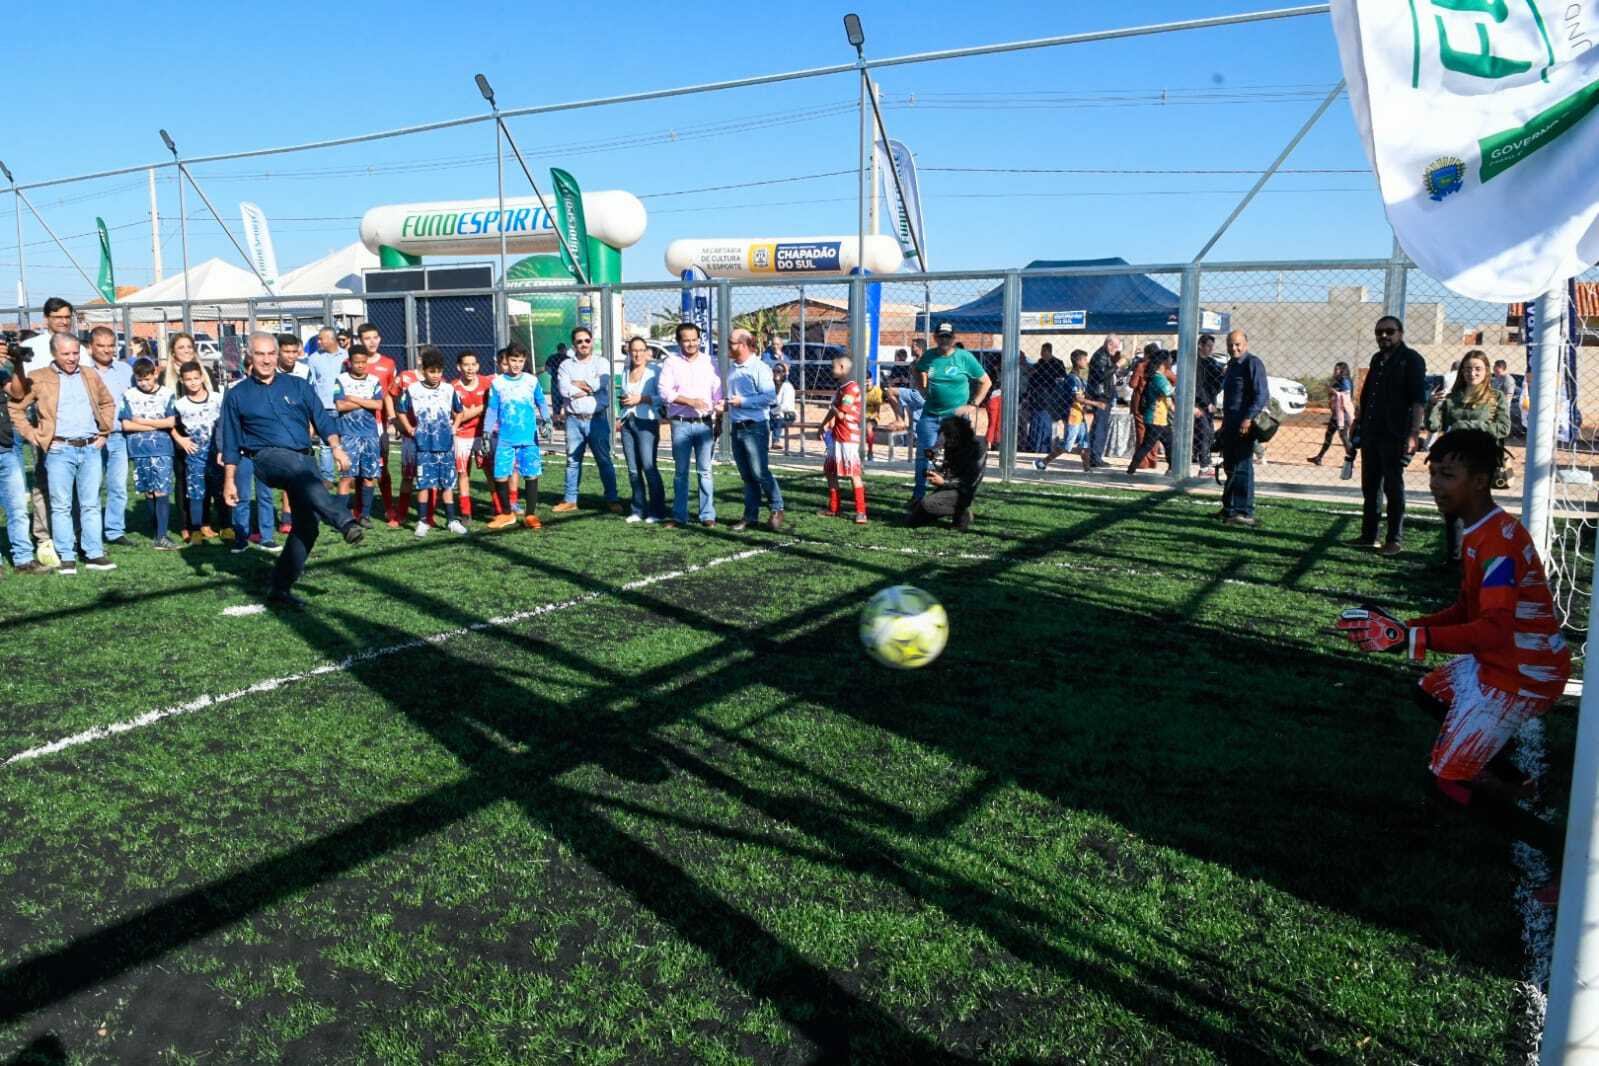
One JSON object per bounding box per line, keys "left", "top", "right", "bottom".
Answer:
{"left": 0, "top": 468, "right": 1575, "bottom": 1065}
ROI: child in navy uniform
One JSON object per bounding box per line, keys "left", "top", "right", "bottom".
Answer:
{"left": 397, "top": 347, "right": 466, "bottom": 537}
{"left": 173, "top": 360, "right": 224, "bottom": 543}
{"left": 334, "top": 347, "right": 385, "bottom": 527}
{"left": 119, "top": 358, "right": 180, "bottom": 549}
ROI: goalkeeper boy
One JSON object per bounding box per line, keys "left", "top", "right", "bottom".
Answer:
{"left": 1336, "top": 428, "right": 1570, "bottom": 879}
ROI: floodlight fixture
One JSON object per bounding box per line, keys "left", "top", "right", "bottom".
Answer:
{"left": 159, "top": 129, "right": 177, "bottom": 156}
{"left": 0, "top": 161, "right": 11, "bottom": 185}
{"left": 843, "top": 13, "right": 864, "bottom": 50}
{"left": 475, "top": 74, "right": 496, "bottom": 106}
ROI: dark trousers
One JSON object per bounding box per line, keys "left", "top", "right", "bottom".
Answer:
{"left": 1359, "top": 435, "right": 1408, "bottom": 545}
{"left": 1087, "top": 406, "right": 1112, "bottom": 465}
{"left": 1220, "top": 429, "right": 1255, "bottom": 517}
{"left": 248, "top": 447, "right": 353, "bottom": 593}
{"left": 908, "top": 487, "right": 973, "bottom": 529}
{"left": 1127, "top": 423, "right": 1172, "bottom": 473}
{"left": 1193, "top": 414, "right": 1215, "bottom": 469}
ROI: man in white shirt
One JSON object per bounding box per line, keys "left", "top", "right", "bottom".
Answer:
{"left": 552, "top": 327, "right": 621, "bottom": 514}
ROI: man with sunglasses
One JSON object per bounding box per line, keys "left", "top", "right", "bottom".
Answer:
{"left": 552, "top": 327, "right": 621, "bottom": 514}
{"left": 1348, "top": 316, "right": 1426, "bottom": 557}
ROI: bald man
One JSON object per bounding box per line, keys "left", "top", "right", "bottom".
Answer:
{"left": 1218, "top": 329, "right": 1268, "bottom": 526}
{"left": 723, "top": 328, "right": 784, "bottom": 530}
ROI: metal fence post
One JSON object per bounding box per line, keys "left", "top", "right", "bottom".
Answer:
{"left": 403, "top": 292, "right": 418, "bottom": 371}
{"left": 1382, "top": 235, "right": 1407, "bottom": 321}
{"left": 716, "top": 278, "right": 733, "bottom": 456}
{"left": 599, "top": 283, "right": 617, "bottom": 447}
{"left": 849, "top": 274, "right": 868, "bottom": 467}
{"left": 1171, "top": 264, "right": 1201, "bottom": 481}
{"left": 999, "top": 271, "right": 1021, "bottom": 483}
{"left": 797, "top": 284, "right": 808, "bottom": 457}
{"left": 322, "top": 295, "right": 334, "bottom": 330}
{"left": 1523, "top": 284, "right": 1565, "bottom": 560}
{"left": 246, "top": 299, "right": 256, "bottom": 338}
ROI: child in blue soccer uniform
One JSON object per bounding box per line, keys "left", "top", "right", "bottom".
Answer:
{"left": 334, "top": 347, "right": 385, "bottom": 527}
{"left": 173, "top": 360, "right": 224, "bottom": 542}
{"left": 119, "top": 358, "right": 180, "bottom": 550}
{"left": 397, "top": 346, "right": 466, "bottom": 537}
{"left": 485, "top": 344, "right": 549, "bottom": 530}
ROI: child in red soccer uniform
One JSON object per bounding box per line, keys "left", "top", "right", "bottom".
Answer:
{"left": 1337, "top": 428, "right": 1569, "bottom": 884}
{"left": 451, "top": 350, "right": 493, "bottom": 522}
{"left": 816, "top": 353, "right": 868, "bottom": 524}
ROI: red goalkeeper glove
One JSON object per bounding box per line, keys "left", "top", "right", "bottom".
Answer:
{"left": 1336, "top": 604, "right": 1427, "bottom": 658}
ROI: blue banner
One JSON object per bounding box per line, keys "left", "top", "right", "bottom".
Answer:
{"left": 680, "top": 268, "right": 712, "bottom": 351}
{"left": 852, "top": 267, "right": 882, "bottom": 381}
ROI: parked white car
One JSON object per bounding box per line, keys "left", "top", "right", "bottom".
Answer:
{"left": 1269, "top": 376, "right": 1308, "bottom": 415}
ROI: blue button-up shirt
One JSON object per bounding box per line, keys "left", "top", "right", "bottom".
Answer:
{"left": 306, "top": 350, "right": 346, "bottom": 411}
{"left": 725, "top": 356, "right": 776, "bottom": 424}
{"left": 91, "top": 359, "right": 135, "bottom": 435}
{"left": 1220, "top": 353, "right": 1268, "bottom": 431}
{"left": 55, "top": 369, "right": 99, "bottom": 439}
{"left": 219, "top": 372, "right": 339, "bottom": 465}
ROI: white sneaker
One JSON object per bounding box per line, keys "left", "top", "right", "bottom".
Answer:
{"left": 447, "top": 519, "right": 467, "bottom": 535}
{"left": 643, "top": 516, "right": 660, "bottom": 525}
{"left": 414, "top": 520, "right": 430, "bottom": 538}
{"left": 625, "top": 514, "right": 643, "bottom": 524}
{"left": 36, "top": 542, "right": 60, "bottom": 568}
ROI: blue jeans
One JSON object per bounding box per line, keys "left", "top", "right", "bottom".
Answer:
{"left": 670, "top": 419, "right": 716, "bottom": 524}
{"left": 101, "top": 432, "right": 129, "bottom": 540}
{"left": 0, "top": 440, "right": 34, "bottom": 565}
{"left": 1088, "top": 406, "right": 1113, "bottom": 465}
{"left": 619, "top": 417, "right": 666, "bottom": 519}
{"left": 1220, "top": 429, "right": 1255, "bottom": 517}
{"left": 231, "top": 455, "right": 278, "bottom": 544}
{"left": 563, "top": 414, "right": 618, "bottom": 503}
{"left": 730, "top": 420, "right": 783, "bottom": 523}
{"left": 44, "top": 443, "right": 105, "bottom": 563}
{"left": 911, "top": 411, "right": 944, "bottom": 501}
{"left": 248, "top": 447, "right": 355, "bottom": 594}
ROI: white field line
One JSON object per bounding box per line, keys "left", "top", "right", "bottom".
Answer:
{"left": 1511, "top": 716, "right": 1555, "bottom": 1065}
{"left": 6, "top": 546, "right": 778, "bottom": 768}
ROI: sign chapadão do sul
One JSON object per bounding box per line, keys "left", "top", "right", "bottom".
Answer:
{"left": 1332, "top": 0, "right": 1599, "bottom": 301}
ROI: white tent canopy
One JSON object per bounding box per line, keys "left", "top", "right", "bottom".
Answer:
{"left": 274, "top": 242, "right": 379, "bottom": 314}
{"left": 93, "top": 258, "right": 269, "bottom": 322}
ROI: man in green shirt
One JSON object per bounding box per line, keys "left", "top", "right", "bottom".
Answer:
{"left": 913, "top": 322, "right": 991, "bottom": 501}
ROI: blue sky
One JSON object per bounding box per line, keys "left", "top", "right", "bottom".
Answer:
{"left": 1, "top": 0, "right": 1386, "bottom": 304}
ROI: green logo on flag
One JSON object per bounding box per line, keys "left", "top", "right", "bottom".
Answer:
{"left": 1479, "top": 76, "right": 1599, "bottom": 181}
{"left": 95, "top": 217, "right": 115, "bottom": 304}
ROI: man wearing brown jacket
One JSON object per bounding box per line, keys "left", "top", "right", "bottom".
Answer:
{"left": 5, "top": 333, "right": 118, "bottom": 574}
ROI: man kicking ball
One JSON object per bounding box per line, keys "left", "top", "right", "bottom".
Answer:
{"left": 1336, "top": 428, "right": 1569, "bottom": 897}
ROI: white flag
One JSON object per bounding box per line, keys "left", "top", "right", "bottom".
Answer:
{"left": 1331, "top": 0, "right": 1599, "bottom": 301}
{"left": 238, "top": 202, "right": 279, "bottom": 291}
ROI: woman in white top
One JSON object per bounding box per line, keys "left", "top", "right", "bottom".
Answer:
{"left": 617, "top": 336, "right": 667, "bottom": 522}
{"left": 770, "top": 361, "right": 797, "bottom": 451}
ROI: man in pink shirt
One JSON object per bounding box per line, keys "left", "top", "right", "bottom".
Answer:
{"left": 657, "top": 322, "right": 724, "bottom": 527}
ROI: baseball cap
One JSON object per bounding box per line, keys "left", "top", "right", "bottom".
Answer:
{"left": 934, "top": 321, "right": 955, "bottom": 336}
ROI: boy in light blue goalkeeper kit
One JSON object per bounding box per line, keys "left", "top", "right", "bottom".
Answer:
{"left": 173, "top": 360, "right": 224, "bottom": 541}
{"left": 119, "top": 358, "right": 180, "bottom": 550}
{"left": 397, "top": 347, "right": 466, "bottom": 537}
{"left": 333, "top": 347, "right": 385, "bottom": 527}
{"left": 485, "top": 344, "right": 550, "bottom": 530}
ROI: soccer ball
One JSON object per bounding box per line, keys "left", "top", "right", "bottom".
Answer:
{"left": 860, "top": 585, "right": 948, "bottom": 669}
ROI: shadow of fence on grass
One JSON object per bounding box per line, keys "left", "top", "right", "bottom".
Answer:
{"left": 0, "top": 485, "right": 1516, "bottom": 1063}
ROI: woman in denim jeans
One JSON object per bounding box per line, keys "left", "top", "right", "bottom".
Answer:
{"left": 618, "top": 337, "right": 666, "bottom": 523}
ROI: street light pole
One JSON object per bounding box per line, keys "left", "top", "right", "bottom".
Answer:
{"left": 476, "top": 74, "right": 510, "bottom": 349}
{"left": 846, "top": 14, "right": 866, "bottom": 280}
{"left": 160, "top": 129, "right": 193, "bottom": 333}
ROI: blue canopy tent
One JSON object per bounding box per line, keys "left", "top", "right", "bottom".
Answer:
{"left": 916, "top": 258, "right": 1229, "bottom": 335}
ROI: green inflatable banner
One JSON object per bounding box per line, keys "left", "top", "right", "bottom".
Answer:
{"left": 550, "top": 168, "right": 590, "bottom": 284}
{"left": 95, "top": 217, "right": 115, "bottom": 304}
